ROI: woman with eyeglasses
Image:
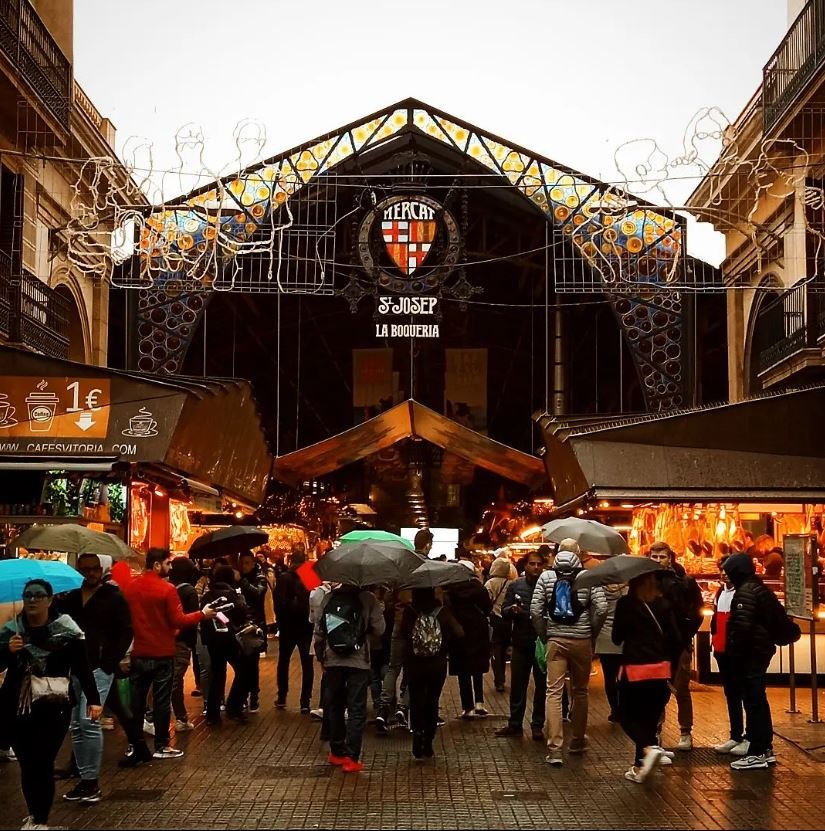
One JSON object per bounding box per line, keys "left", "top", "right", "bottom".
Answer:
{"left": 0, "top": 579, "right": 101, "bottom": 830}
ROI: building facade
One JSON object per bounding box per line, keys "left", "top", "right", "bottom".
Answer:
{"left": 0, "top": 0, "right": 136, "bottom": 366}
{"left": 688, "top": 0, "right": 825, "bottom": 399}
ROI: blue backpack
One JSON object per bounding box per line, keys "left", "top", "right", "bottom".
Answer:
{"left": 549, "top": 567, "right": 585, "bottom": 624}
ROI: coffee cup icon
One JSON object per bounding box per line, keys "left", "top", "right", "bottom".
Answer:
{"left": 26, "top": 391, "right": 58, "bottom": 432}
{"left": 0, "top": 395, "right": 15, "bottom": 426}
{"left": 123, "top": 407, "right": 158, "bottom": 438}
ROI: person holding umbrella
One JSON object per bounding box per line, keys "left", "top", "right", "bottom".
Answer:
{"left": 0, "top": 578, "right": 101, "bottom": 830}
{"left": 398, "top": 587, "right": 464, "bottom": 759}
{"left": 612, "top": 568, "right": 682, "bottom": 783}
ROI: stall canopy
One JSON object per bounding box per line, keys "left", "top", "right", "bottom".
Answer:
{"left": 0, "top": 347, "right": 271, "bottom": 505}
{"left": 536, "top": 386, "right": 825, "bottom": 509}
{"left": 273, "top": 399, "right": 546, "bottom": 489}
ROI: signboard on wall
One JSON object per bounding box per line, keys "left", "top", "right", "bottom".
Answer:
{"left": 445, "top": 348, "right": 488, "bottom": 432}
{"left": 353, "top": 349, "right": 394, "bottom": 422}
{"left": 784, "top": 534, "right": 815, "bottom": 620}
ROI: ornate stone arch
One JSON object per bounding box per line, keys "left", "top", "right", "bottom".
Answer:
{"left": 50, "top": 267, "right": 91, "bottom": 363}
{"left": 743, "top": 272, "right": 784, "bottom": 395}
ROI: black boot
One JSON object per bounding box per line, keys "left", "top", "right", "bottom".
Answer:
{"left": 412, "top": 731, "right": 425, "bottom": 759}
{"left": 423, "top": 732, "right": 435, "bottom": 758}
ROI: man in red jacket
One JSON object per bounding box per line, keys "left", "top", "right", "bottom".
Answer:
{"left": 120, "top": 548, "right": 216, "bottom": 765}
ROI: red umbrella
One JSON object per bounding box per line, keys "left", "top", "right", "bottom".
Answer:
{"left": 296, "top": 560, "right": 322, "bottom": 591}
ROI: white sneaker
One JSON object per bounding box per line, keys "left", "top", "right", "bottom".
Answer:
{"left": 20, "top": 818, "right": 34, "bottom": 830}
{"left": 638, "top": 746, "right": 663, "bottom": 781}
{"left": 765, "top": 747, "right": 777, "bottom": 765}
{"left": 653, "top": 746, "right": 675, "bottom": 760}
{"left": 310, "top": 708, "right": 324, "bottom": 721}
{"left": 676, "top": 733, "right": 693, "bottom": 751}
{"left": 714, "top": 739, "right": 740, "bottom": 754}
{"left": 143, "top": 720, "right": 155, "bottom": 736}
{"left": 152, "top": 746, "right": 184, "bottom": 759}
{"left": 474, "top": 704, "right": 489, "bottom": 717}
{"left": 174, "top": 720, "right": 195, "bottom": 732}
{"left": 0, "top": 748, "right": 16, "bottom": 762}
{"left": 624, "top": 766, "right": 644, "bottom": 783}
{"left": 731, "top": 754, "right": 768, "bottom": 770}
{"left": 730, "top": 740, "right": 751, "bottom": 756}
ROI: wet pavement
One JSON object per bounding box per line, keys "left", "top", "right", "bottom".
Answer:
{"left": 2, "top": 644, "right": 825, "bottom": 830}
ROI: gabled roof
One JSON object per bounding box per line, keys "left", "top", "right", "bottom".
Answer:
{"left": 138, "top": 98, "right": 684, "bottom": 293}
{"left": 273, "top": 399, "right": 546, "bottom": 489}
{"left": 536, "top": 386, "right": 825, "bottom": 508}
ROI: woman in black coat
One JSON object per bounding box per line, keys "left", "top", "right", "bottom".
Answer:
{"left": 200, "top": 564, "right": 251, "bottom": 725}
{"left": 612, "top": 571, "right": 682, "bottom": 783}
{"left": 399, "top": 588, "right": 464, "bottom": 758}
{"left": 447, "top": 567, "right": 493, "bottom": 717}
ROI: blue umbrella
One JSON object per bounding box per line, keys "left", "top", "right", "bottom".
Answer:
{"left": 0, "top": 558, "right": 82, "bottom": 603}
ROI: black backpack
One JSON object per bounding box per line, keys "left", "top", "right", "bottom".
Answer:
{"left": 321, "top": 590, "right": 366, "bottom": 656}
{"left": 764, "top": 592, "right": 802, "bottom": 646}
{"left": 548, "top": 567, "right": 585, "bottom": 624}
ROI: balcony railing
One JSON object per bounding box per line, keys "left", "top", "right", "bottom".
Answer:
{"left": 0, "top": 0, "right": 71, "bottom": 129}
{"left": 0, "top": 252, "right": 69, "bottom": 358}
{"left": 757, "top": 282, "right": 819, "bottom": 374}
{"left": 764, "top": 0, "right": 825, "bottom": 134}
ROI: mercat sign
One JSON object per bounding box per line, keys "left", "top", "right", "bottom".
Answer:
{"left": 375, "top": 296, "right": 439, "bottom": 338}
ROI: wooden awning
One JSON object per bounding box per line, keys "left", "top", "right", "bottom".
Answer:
{"left": 273, "top": 399, "right": 546, "bottom": 489}
{"left": 536, "top": 386, "right": 825, "bottom": 509}
{"left": 0, "top": 347, "right": 272, "bottom": 504}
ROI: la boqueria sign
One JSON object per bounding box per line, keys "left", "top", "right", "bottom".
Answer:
{"left": 375, "top": 296, "right": 440, "bottom": 338}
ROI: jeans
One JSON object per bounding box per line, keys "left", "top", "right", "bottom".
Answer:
{"left": 545, "top": 637, "right": 593, "bottom": 751}
{"left": 739, "top": 667, "right": 772, "bottom": 756}
{"left": 407, "top": 659, "right": 447, "bottom": 741}
{"left": 490, "top": 617, "right": 511, "bottom": 689}
{"left": 195, "top": 632, "right": 211, "bottom": 705}
{"left": 277, "top": 627, "right": 314, "bottom": 707}
{"left": 249, "top": 652, "right": 261, "bottom": 699}
{"left": 171, "top": 641, "right": 192, "bottom": 722}
{"left": 379, "top": 637, "right": 409, "bottom": 713}
{"left": 325, "top": 666, "right": 370, "bottom": 761}
{"left": 715, "top": 652, "right": 745, "bottom": 742}
{"left": 508, "top": 642, "right": 546, "bottom": 729}
{"left": 207, "top": 646, "right": 251, "bottom": 718}
{"left": 11, "top": 700, "right": 71, "bottom": 824}
{"left": 70, "top": 669, "right": 114, "bottom": 781}
{"left": 458, "top": 672, "right": 485, "bottom": 710}
{"left": 599, "top": 653, "right": 623, "bottom": 718}
{"left": 659, "top": 644, "right": 693, "bottom": 734}
{"left": 128, "top": 656, "right": 175, "bottom": 752}
{"left": 370, "top": 648, "right": 388, "bottom": 709}
{"left": 618, "top": 677, "right": 671, "bottom": 767}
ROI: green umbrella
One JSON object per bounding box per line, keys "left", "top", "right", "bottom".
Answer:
{"left": 340, "top": 529, "right": 415, "bottom": 551}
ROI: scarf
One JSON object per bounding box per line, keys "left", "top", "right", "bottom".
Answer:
{"left": 1, "top": 614, "right": 85, "bottom": 713}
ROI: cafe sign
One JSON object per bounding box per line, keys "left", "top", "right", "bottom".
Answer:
{"left": 0, "top": 375, "right": 182, "bottom": 460}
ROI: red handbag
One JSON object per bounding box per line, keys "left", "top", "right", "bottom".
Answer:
{"left": 622, "top": 661, "right": 672, "bottom": 682}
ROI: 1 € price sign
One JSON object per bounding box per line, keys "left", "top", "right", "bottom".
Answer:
{"left": 0, "top": 377, "right": 111, "bottom": 439}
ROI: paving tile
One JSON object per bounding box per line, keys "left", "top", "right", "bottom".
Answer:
{"left": 1, "top": 648, "right": 823, "bottom": 829}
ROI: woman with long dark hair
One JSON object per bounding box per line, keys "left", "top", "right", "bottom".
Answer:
{"left": 0, "top": 578, "right": 101, "bottom": 829}
{"left": 612, "top": 571, "right": 681, "bottom": 783}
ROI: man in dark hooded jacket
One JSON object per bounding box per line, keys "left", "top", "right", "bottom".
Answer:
{"left": 723, "top": 552, "right": 798, "bottom": 771}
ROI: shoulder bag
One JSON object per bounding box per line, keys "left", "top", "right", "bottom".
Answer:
{"left": 621, "top": 602, "right": 672, "bottom": 682}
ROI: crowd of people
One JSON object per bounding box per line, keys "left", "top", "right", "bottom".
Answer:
{"left": 0, "top": 529, "right": 801, "bottom": 829}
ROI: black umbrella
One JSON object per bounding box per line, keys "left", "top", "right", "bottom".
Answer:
{"left": 189, "top": 526, "right": 269, "bottom": 560}
{"left": 315, "top": 540, "right": 424, "bottom": 587}
{"left": 574, "top": 555, "right": 663, "bottom": 589}
{"left": 399, "top": 558, "right": 477, "bottom": 589}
